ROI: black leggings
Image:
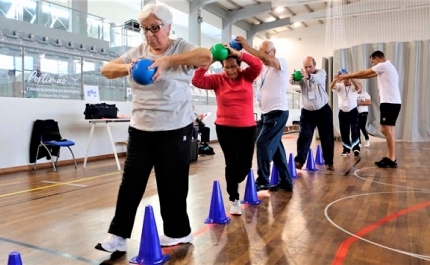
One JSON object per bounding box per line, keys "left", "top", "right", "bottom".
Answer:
{"left": 358, "top": 112, "right": 369, "bottom": 142}
{"left": 216, "top": 124, "right": 256, "bottom": 201}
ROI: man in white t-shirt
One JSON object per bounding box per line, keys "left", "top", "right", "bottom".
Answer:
{"left": 335, "top": 50, "right": 401, "bottom": 168}
{"left": 357, "top": 89, "right": 371, "bottom": 147}
{"left": 330, "top": 70, "right": 363, "bottom": 157}
{"left": 235, "top": 37, "right": 293, "bottom": 192}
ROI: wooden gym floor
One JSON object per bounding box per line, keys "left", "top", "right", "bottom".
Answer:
{"left": 1, "top": 133, "right": 430, "bottom": 265}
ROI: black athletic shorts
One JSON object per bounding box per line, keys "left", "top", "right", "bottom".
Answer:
{"left": 380, "top": 103, "right": 401, "bottom": 126}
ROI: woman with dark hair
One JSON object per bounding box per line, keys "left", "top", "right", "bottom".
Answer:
{"left": 192, "top": 45, "right": 262, "bottom": 216}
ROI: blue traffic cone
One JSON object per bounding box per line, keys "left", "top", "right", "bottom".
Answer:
{"left": 270, "top": 164, "right": 279, "bottom": 186}
{"left": 288, "top": 153, "right": 298, "bottom": 179}
{"left": 242, "top": 169, "right": 262, "bottom": 205}
{"left": 315, "top": 145, "right": 324, "bottom": 165}
{"left": 204, "top": 181, "right": 230, "bottom": 224}
{"left": 305, "top": 149, "right": 317, "bottom": 171}
{"left": 129, "top": 205, "right": 170, "bottom": 265}
{"left": 7, "top": 251, "right": 23, "bottom": 265}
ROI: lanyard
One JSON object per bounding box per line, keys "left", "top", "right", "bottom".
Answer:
{"left": 345, "top": 85, "right": 351, "bottom": 98}
{"left": 259, "top": 67, "right": 270, "bottom": 90}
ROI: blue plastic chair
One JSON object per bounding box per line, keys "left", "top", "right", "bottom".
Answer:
{"left": 33, "top": 120, "right": 77, "bottom": 171}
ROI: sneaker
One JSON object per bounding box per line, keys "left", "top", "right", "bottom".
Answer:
{"left": 229, "top": 199, "right": 242, "bottom": 216}
{"left": 95, "top": 234, "right": 127, "bottom": 253}
{"left": 159, "top": 233, "right": 193, "bottom": 247}
{"left": 269, "top": 183, "right": 293, "bottom": 192}
{"left": 326, "top": 164, "right": 334, "bottom": 171}
{"left": 353, "top": 150, "right": 360, "bottom": 157}
{"left": 256, "top": 183, "right": 270, "bottom": 191}
{"left": 365, "top": 140, "right": 370, "bottom": 147}
{"left": 375, "top": 157, "right": 397, "bottom": 168}
{"left": 341, "top": 150, "right": 350, "bottom": 156}
{"left": 294, "top": 161, "right": 303, "bottom": 170}
{"left": 198, "top": 145, "right": 215, "bottom": 155}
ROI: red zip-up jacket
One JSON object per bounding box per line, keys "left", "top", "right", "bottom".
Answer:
{"left": 192, "top": 52, "right": 262, "bottom": 127}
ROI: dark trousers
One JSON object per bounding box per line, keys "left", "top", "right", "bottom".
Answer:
{"left": 295, "top": 104, "right": 334, "bottom": 166}
{"left": 216, "top": 125, "right": 256, "bottom": 201}
{"left": 358, "top": 112, "right": 369, "bottom": 143}
{"left": 193, "top": 125, "right": 210, "bottom": 143}
{"left": 256, "top": 110, "right": 292, "bottom": 188}
{"left": 339, "top": 107, "right": 360, "bottom": 151}
{"left": 108, "top": 124, "right": 193, "bottom": 238}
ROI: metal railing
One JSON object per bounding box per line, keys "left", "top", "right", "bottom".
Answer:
{"left": 0, "top": 0, "right": 108, "bottom": 40}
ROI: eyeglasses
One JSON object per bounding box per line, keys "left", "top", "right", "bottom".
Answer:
{"left": 141, "top": 24, "right": 164, "bottom": 34}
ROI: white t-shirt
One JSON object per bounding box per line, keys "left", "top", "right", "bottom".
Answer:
{"left": 256, "top": 57, "right": 289, "bottom": 113}
{"left": 357, "top": 91, "right": 371, "bottom": 113}
{"left": 371, "top": 60, "right": 401, "bottom": 104}
{"left": 121, "top": 38, "right": 197, "bottom": 131}
{"left": 333, "top": 83, "right": 358, "bottom": 112}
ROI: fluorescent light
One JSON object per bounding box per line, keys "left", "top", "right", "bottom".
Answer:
{"left": 293, "top": 22, "right": 302, "bottom": 27}
{"left": 274, "top": 7, "right": 285, "bottom": 13}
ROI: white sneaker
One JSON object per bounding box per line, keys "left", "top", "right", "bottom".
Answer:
{"left": 365, "top": 140, "right": 370, "bottom": 147}
{"left": 159, "top": 233, "right": 193, "bottom": 247}
{"left": 96, "top": 234, "right": 127, "bottom": 252}
{"left": 229, "top": 199, "right": 242, "bottom": 216}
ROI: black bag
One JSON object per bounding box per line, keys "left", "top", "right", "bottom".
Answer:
{"left": 190, "top": 139, "right": 199, "bottom": 162}
{"left": 84, "top": 103, "right": 118, "bottom": 119}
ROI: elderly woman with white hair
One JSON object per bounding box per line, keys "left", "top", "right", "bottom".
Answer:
{"left": 96, "top": 3, "right": 212, "bottom": 252}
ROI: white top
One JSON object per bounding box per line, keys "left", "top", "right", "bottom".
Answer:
{"left": 333, "top": 83, "right": 358, "bottom": 112}
{"left": 371, "top": 60, "right": 401, "bottom": 104}
{"left": 256, "top": 57, "right": 289, "bottom": 113}
{"left": 121, "top": 38, "right": 197, "bottom": 131}
{"left": 357, "top": 91, "right": 371, "bottom": 113}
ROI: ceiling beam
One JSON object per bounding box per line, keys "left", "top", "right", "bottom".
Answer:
{"left": 223, "top": 2, "right": 272, "bottom": 28}
{"left": 189, "top": 0, "right": 218, "bottom": 13}
{"left": 248, "top": 17, "right": 290, "bottom": 36}
{"left": 233, "top": 20, "right": 251, "bottom": 31}
{"left": 204, "top": 3, "right": 228, "bottom": 19}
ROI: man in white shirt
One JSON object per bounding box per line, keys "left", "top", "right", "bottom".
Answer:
{"left": 335, "top": 50, "right": 401, "bottom": 168}
{"left": 235, "top": 37, "right": 293, "bottom": 192}
{"left": 330, "top": 71, "right": 363, "bottom": 156}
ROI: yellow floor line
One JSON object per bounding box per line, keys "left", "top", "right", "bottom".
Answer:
{"left": 0, "top": 171, "right": 121, "bottom": 198}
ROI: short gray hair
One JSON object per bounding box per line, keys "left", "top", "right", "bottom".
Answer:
{"left": 138, "top": 3, "right": 173, "bottom": 26}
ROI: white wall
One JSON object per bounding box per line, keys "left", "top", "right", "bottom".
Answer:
{"left": 0, "top": 97, "right": 132, "bottom": 169}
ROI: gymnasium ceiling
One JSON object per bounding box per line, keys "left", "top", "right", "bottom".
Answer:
{"left": 198, "top": 0, "right": 330, "bottom": 39}
{"left": 118, "top": 0, "right": 360, "bottom": 40}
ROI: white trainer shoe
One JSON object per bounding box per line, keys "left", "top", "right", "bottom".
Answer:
{"left": 95, "top": 234, "right": 127, "bottom": 253}
{"left": 159, "top": 233, "right": 193, "bottom": 247}
{"left": 229, "top": 199, "right": 242, "bottom": 216}
{"left": 365, "top": 140, "right": 370, "bottom": 147}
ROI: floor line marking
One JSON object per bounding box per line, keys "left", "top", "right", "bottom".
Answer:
{"left": 41, "top": 180, "right": 88, "bottom": 187}
{"left": 0, "top": 236, "right": 99, "bottom": 264}
{"left": 0, "top": 171, "right": 121, "bottom": 198}
{"left": 325, "top": 191, "right": 430, "bottom": 265}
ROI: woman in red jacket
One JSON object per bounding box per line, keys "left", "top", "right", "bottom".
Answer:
{"left": 192, "top": 45, "right": 262, "bottom": 216}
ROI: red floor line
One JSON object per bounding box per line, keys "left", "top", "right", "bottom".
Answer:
{"left": 332, "top": 200, "right": 430, "bottom": 265}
